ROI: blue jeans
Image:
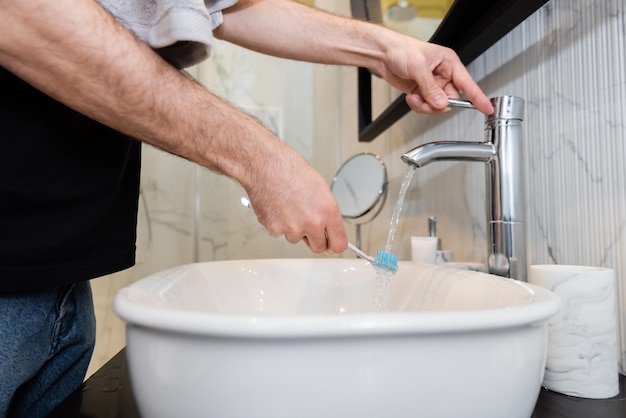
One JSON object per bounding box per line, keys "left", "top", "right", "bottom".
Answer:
{"left": 0, "top": 282, "right": 96, "bottom": 418}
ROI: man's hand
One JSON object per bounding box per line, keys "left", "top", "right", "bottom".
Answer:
{"left": 377, "top": 36, "right": 494, "bottom": 115}
{"left": 240, "top": 133, "right": 348, "bottom": 254}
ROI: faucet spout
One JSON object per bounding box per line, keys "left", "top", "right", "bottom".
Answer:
{"left": 401, "top": 96, "right": 527, "bottom": 281}
{"left": 401, "top": 141, "right": 495, "bottom": 168}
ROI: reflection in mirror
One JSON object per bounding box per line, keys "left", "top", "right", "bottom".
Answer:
{"left": 383, "top": 0, "right": 454, "bottom": 40}
{"left": 331, "top": 153, "right": 387, "bottom": 248}
{"left": 363, "top": 0, "right": 455, "bottom": 41}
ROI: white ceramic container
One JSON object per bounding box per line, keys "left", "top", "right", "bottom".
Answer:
{"left": 529, "top": 264, "right": 619, "bottom": 399}
{"left": 114, "top": 259, "right": 560, "bottom": 418}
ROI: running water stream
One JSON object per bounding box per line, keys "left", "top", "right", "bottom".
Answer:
{"left": 373, "top": 165, "right": 417, "bottom": 310}
{"left": 385, "top": 166, "right": 417, "bottom": 253}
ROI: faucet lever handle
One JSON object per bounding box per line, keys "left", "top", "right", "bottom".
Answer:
{"left": 448, "top": 98, "right": 476, "bottom": 110}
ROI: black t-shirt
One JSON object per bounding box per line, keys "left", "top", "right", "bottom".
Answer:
{"left": 0, "top": 68, "right": 141, "bottom": 291}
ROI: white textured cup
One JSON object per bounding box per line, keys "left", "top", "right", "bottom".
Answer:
{"left": 410, "top": 236, "right": 438, "bottom": 264}
{"left": 529, "top": 264, "right": 619, "bottom": 399}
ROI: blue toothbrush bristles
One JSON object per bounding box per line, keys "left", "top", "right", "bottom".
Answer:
{"left": 373, "top": 250, "right": 399, "bottom": 273}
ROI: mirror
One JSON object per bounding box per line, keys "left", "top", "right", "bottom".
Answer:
{"left": 331, "top": 153, "right": 387, "bottom": 221}
{"left": 382, "top": 0, "right": 454, "bottom": 41}
{"left": 331, "top": 153, "right": 388, "bottom": 248}
{"left": 351, "top": 0, "right": 454, "bottom": 41}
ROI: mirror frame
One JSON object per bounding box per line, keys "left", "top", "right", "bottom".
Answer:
{"left": 352, "top": 0, "right": 550, "bottom": 142}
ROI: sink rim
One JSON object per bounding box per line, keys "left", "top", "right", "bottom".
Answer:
{"left": 114, "top": 259, "right": 561, "bottom": 338}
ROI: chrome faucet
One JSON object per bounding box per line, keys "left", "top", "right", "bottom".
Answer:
{"left": 402, "top": 96, "right": 526, "bottom": 281}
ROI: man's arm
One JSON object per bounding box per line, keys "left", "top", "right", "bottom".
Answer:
{"left": 0, "top": 0, "right": 347, "bottom": 254}
{"left": 215, "top": 0, "right": 494, "bottom": 115}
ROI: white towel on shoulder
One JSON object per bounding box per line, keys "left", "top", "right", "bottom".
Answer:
{"left": 97, "top": 0, "right": 238, "bottom": 68}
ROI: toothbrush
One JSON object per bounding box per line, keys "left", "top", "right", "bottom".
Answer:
{"left": 347, "top": 242, "right": 399, "bottom": 274}
{"left": 240, "top": 197, "right": 398, "bottom": 272}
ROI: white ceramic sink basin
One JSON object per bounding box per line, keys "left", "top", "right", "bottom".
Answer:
{"left": 114, "top": 259, "right": 560, "bottom": 418}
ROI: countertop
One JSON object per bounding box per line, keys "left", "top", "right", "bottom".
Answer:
{"left": 47, "top": 349, "right": 626, "bottom": 418}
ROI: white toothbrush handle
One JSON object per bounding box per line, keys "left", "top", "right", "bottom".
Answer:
{"left": 347, "top": 242, "right": 375, "bottom": 263}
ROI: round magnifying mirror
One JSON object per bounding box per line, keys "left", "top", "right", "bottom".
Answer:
{"left": 331, "top": 153, "right": 387, "bottom": 224}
